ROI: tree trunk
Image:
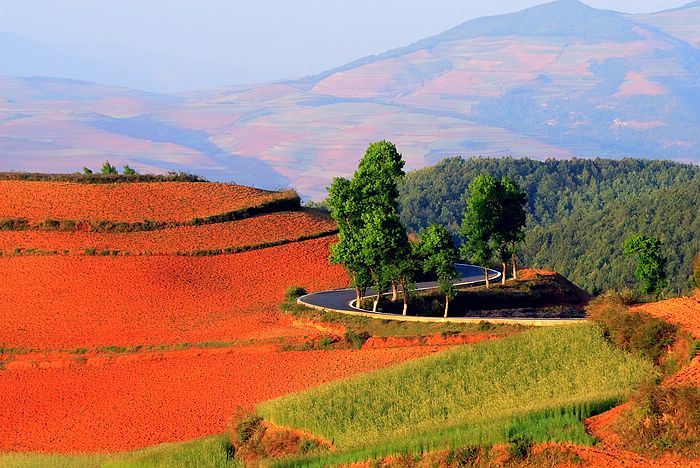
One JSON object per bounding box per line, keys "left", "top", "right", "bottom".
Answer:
{"left": 399, "top": 278, "right": 409, "bottom": 316}
{"left": 501, "top": 261, "right": 507, "bottom": 285}
{"left": 484, "top": 267, "right": 490, "bottom": 289}
{"left": 373, "top": 289, "right": 381, "bottom": 312}
{"left": 355, "top": 286, "right": 361, "bottom": 307}
{"left": 444, "top": 295, "right": 449, "bottom": 318}
{"left": 391, "top": 281, "right": 398, "bottom": 302}
{"left": 403, "top": 302, "right": 408, "bottom": 316}
{"left": 512, "top": 255, "right": 518, "bottom": 280}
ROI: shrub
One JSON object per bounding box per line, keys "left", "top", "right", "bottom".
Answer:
{"left": 284, "top": 286, "right": 308, "bottom": 302}
{"left": 123, "top": 165, "right": 137, "bottom": 175}
{"left": 508, "top": 434, "right": 532, "bottom": 460}
{"left": 445, "top": 446, "right": 479, "bottom": 466}
{"left": 235, "top": 414, "right": 263, "bottom": 445}
{"left": 101, "top": 161, "right": 118, "bottom": 175}
{"left": 587, "top": 293, "right": 677, "bottom": 364}
{"left": 344, "top": 329, "right": 371, "bottom": 349}
{"left": 617, "top": 384, "right": 700, "bottom": 457}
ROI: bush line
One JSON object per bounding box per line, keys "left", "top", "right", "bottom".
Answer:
{"left": 0, "top": 191, "right": 301, "bottom": 233}
{"left": 0, "top": 171, "right": 206, "bottom": 184}
{"left": 0, "top": 229, "right": 338, "bottom": 258}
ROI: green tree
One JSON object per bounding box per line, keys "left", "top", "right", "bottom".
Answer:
{"left": 327, "top": 141, "right": 411, "bottom": 311}
{"left": 416, "top": 224, "right": 459, "bottom": 317}
{"left": 82, "top": 167, "right": 93, "bottom": 175}
{"left": 328, "top": 177, "right": 369, "bottom": 305}
{"left": 493, "top": 176, "right": 527, "bottom": 283}
{"left": 123, "top": 165, "right": 137, "bottom": 175}
{"left": 623, "top": 234, "right": 668, "bottom": 297}
{"left": 460, "top": 175, "right": 499, "bottom": 288}
{"left": 101, "top": 160, "right": 118, "bottom": 175}
{"left": 693, "top": 252, "right": 700, "bottom": 290}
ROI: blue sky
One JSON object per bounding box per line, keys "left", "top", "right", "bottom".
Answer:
{"left": 0, "top": 0, "right": 690, "bottom": 92}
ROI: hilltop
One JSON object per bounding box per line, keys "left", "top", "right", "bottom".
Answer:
{"left": 2, "top": 1, "right": 700, "bottom": 198}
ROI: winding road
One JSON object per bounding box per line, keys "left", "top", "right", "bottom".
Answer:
{"left": 298, "top": 264, "right": 500, "bottom": 313}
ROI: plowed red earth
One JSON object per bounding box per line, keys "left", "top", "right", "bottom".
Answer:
{"left": 632, "top": 297, "right": 700, "bottom": 339}
{"left": 0, "top": 181, "right": 291, "bottom": 223}
{"left": 0, "top": 345, "right": 439, "bottom": 452}
{"left": 574, "top": 297, "right": 700, "bottom": 466}
{"left": 0, "top": 236, "right": 347, "bottom": 349}
{"left": 0, "top": 210, "right": 335, "bottom": 255}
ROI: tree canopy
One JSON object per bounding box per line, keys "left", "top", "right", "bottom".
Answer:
{"left": 623, "top": 234, "right": 668, "bottom": 297}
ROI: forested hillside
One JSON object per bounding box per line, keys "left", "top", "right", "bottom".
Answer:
{"left": 398, "top": 157, "right": 700, "bottom": 295}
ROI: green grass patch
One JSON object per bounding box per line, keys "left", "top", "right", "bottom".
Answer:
{"left": 0, "top": 435, "right": 235, "bottom": 468}
{"left": 283, "top": 301, "right": 525, "bottom": 338}
{"left": 258, "top": 325, "right": 656, "bottom": 465}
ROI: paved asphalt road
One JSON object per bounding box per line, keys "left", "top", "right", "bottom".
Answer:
{"left": 298, "top": 264, "right": 501, "bottom": 313}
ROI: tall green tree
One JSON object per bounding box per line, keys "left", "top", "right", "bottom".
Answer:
{"left": 327, "top": 141, "right": 412, "bottom": 310}
{"left": 416, "top": 224, "right": 459, "bottom": 317}
{"left": 460, "top": 175, "right": 499, "bottom": 288}
{"left": 693, "top": 252, "right": 700, "bottom": 291}
{"left": 328, "top": 177, "right": 369, "bottom": 305}
{"left": 623, "top": 234, "right": 668, "bottom": 297}
{"left": 493, "top": 176, "right": 527, "bottom": 283}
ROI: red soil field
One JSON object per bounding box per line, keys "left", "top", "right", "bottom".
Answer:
{"left": 0, "top": 210, "right": 336, "bottom": 255}
{"left": 0, "top": 236, "right": 347, "bottom": 349}
{"left": 632, "top": 297, "right": 700, "bottom": 339}
{"left": 0, "top": 345, "right": 439, "bottom": 453}
{"left": 0, "top": 181, "right": 292, "bottom": 223}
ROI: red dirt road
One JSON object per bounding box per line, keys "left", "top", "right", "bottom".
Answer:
{"left": 0, "top": 345, "right": 439, "bottom": 453}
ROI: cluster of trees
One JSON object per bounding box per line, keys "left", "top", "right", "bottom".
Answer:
{"left": 399, "top": 157, "right": 700, "bottom": 295}
{"left": 328, "top": 142, "right": 527, "bottom": 317}
{"left": 82, "top": 161, "right": 137, "bottom": 175}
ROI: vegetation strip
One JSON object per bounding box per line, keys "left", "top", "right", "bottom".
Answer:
{"left": 0, "top": 230, "right": 339, "bottom": 258}
{"left": 0, "top": 192, "right": 300, "bottom": 233}
{"left": 256, "top": 325, "right": 655, "bottom": 465}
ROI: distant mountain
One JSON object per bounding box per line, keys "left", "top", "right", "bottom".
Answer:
{"left": 1, "top": 0, "right": 700, "bottom": 198}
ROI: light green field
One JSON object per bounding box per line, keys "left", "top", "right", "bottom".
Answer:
{"left": 258, "top": 324, "right": 657, "bottom": 466}
{"left": 0, "top": 435, "right": 234, "bottom": 468}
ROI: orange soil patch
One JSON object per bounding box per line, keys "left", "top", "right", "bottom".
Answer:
{"left": 517, "top": 268, "right": 557, "bottom": 280}
{"left": 632, "top": 297, "right": 700, "bottom": 339}
{"left": 0, "top": 345, "right": 439, "bottom": 453}
{"left": 0, "top": 181, "right": 291, "bottom": 223}
{"left": 665, "top": 357, "right": 700, "bottom": 387}
{"left": 0, "top": 236, "right": 347, "bottom": 349}
{"left": 0, "top": 210, "right": 336, "bottom": 255}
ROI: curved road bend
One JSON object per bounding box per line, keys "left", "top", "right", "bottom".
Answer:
{"left": 298, "top": 264, "right": 501, "bottom": 313}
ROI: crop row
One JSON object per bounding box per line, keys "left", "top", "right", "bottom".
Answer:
{"left": 0, "top": 210, "right": 336, "bottom": 256}
{"left": 0, "top": 181, "right": 299, "bottom": 224}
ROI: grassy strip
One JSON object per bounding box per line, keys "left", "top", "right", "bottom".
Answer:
{"left": 271, "top": 400, "right": 617, "bottom": 467}
{"left": 0, "top": 434, "right": 235, "bottom": 468}
{"left": 283, "top": 301, "right": 526, "bottom": 338}
{"left": 0, "top": 191, "right": 300, "bottom": 233}
{"left": 0, "top": 338, "right": 270, "bottom": 359}
{"left": 0, "top": 229, "right": 337, "bottom": 259}
{"left": 258, "top": 325, "right": 656, "bottom": 450}
{"left": 0, "top": 172, "right": 206, "bottom": 184}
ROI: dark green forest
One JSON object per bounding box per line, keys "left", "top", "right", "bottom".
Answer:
{"left": 398, "top": 157, "right": 700, "bottom": 295}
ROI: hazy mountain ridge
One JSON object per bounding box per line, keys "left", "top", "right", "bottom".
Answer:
{"left": 1, "top": 1, "right": 699, "bottom": 198}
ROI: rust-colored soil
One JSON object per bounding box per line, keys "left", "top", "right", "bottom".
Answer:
{"left": 0, "top": 181, "right": 289, "bottom": 223}
{"left": 0, "top": 210, "right": 335, "bottom": 255}
{"left": 574, "top": 297, "right": 700, "bottom": 467}
{"left": 0, "top": 345, "right": 438, "bottom": 452}
{"left": 0, "top": 236, "right": 347, "bottom": 349}
{"left": 632, "top": 297, "right": 700, "bottom": 339}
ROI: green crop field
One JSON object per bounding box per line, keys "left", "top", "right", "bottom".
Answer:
{"left": 258, "top": 324, "right": 656, "bottom": 466}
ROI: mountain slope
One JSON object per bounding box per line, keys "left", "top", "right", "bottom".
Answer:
{"left": 1, "top": 1, "right": 700, "bottom": 198}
